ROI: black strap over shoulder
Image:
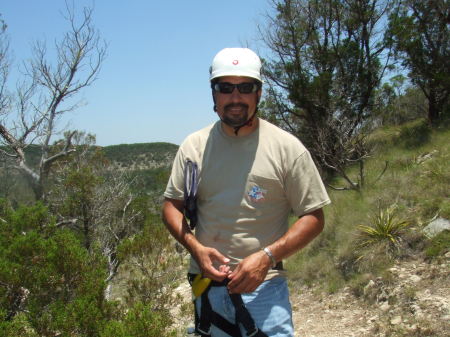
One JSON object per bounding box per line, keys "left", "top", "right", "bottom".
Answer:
{"left": 184, "top": 160, "right": 198, "bottom": 230}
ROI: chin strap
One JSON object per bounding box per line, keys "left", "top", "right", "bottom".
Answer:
{"left": 231, "top": 109, "right": 258, "bottom": 135}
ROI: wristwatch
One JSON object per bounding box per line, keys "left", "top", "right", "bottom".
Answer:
{"left": 262, "top": 247, "right": 277, "bottom": 268}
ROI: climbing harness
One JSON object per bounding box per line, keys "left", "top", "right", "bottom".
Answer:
{"left": 188, "top": 274, "right": 272, "bottom": 337}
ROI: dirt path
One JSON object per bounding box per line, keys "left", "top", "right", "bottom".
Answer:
{"left": 291, "top": 286, "right": 373, "bottom": 337}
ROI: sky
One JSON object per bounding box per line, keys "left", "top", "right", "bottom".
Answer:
{"left": 1, "top": 1, "right": 273, "bottom": 146}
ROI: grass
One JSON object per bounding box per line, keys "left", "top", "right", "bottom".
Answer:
{"left": 286, "top": 120, "right": 450, "bottom": 293}
{"left": 424, "top": 230, "right": 450, "bottom": 259}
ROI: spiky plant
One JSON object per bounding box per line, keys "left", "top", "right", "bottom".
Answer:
{"left": 358, "top": 204, "right": 410, "bottom": 250}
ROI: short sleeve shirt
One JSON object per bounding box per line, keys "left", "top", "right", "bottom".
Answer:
{"left": 164, "top": 119, "right": 331, "bottom": 275}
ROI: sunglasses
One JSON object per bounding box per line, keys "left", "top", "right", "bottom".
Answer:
{"left": 213, "top": 82, "right": 260, "bottom": 94}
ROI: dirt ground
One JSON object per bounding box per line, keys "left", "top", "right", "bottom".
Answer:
{"left": 173, "top": 255, "right": 450, "bottom": 337}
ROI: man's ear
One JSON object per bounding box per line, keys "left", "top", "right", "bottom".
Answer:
{"left": 256, "top": 88, "right": 262, "bottom": 105}
{"left": 212, "top": 90, "right": 217, "bottom": 112}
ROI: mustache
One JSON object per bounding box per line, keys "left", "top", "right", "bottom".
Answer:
{"left": 224, "top": 103, "right": 249, "bottom": 111}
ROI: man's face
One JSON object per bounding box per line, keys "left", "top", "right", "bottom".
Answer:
{"left": 213, "top": 76, "right": 261, "bottom": 128}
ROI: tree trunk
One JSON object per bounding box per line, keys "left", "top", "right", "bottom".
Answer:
{"left": 428, "top": 89, "right": 440, "bottom": 125}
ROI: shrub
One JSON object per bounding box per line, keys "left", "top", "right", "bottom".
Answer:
{"left": 399, "top": 118, "right": 431, "bottom": 148}
{"left": 100, "top": 302, "right": 176, "bottom": 337}
{"left": 357, "top": 204, "right": 410, "bottom": 252}
{"left": 424, "top": 230, "right": 450, "bottom": 259}
{"left": 0, "top": 201, "right": 111, "bottom": 336}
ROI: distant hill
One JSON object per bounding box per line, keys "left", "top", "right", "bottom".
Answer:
{"left": 101, "top": 142, "right": 178, "bottom": 171}
{"left": 1, "top": 142, "right": 178, "bottom": 171}
{"left": 0, "top": 142, "right": 179, "bottom": 201}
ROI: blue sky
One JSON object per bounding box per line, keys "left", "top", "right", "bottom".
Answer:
{"left": 1, "top": 1, "right": 273, "bottom": 146}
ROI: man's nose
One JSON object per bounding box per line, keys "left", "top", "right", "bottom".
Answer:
{"left": 230, "top": 87, "right": 243, "bottom": 101}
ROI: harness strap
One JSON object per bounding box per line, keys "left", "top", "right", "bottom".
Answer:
{"left": 197, "top": 285, "right": 242, "bottom": 336}
{"left": 190, "top": 276, "right": 269, "bottom": 337}
{"left": 197, "top": 286, "right": 212, "bottom": 335}
{"left": 230, "top": 293, "right": 260, "bottom": 337}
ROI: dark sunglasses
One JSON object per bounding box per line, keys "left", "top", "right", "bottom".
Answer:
{"left": 213, "top": 82, "right": 260, "bottom": 94}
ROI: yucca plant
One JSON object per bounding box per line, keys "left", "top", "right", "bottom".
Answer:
{"left": 357, "top": 204, "right": 410, "bottom": 250}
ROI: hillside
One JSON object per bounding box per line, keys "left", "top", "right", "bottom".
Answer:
{"left": 0, "top": 142, "right": 178, "bottom": 202}
{"left": 102, "top": 142, "right": 178, "bottom": 170}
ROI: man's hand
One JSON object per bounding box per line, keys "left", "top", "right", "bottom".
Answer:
{"left": 192, "top": 245, "right": 230, "bottom": 282}
{"left": 226, "top": 250, "right": 271, "bottom": 294}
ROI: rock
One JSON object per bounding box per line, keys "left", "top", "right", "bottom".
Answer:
{"left": 380, "top": 302, "right": 390, "bottom": 312}
{"left": 363, "top": 280, "right": 376, "bottom": 295}
{"left": 416, "top": 150, "right": 438, "bottom": 164}
{"left": 410, "top": 275, "right": 421, "bottom": 283}
{"left": 407, "top": 324, "right": 418, "bottom": 332}
{"left": 423, "top": 217, "right": 450, "bottom": 238}
{"left": 390, "top": 316, "right": 402, "bottom": 325}
{"left": 369, "top": 315, "right": 378, "bottom": 322}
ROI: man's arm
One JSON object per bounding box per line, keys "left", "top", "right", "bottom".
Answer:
{"left": 227, "top": 208, "right": 325, "bottom": 293}
{"left": 162, "top": 198, "right": 230, "bottom": 281}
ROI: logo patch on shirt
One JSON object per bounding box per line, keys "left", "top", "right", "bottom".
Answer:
{"left": 248, "top": 185, "right": 267, "bottom": 202}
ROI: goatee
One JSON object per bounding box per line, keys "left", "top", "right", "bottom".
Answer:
{"left": 222, "top": 103, "right": 249, "bottom": 127}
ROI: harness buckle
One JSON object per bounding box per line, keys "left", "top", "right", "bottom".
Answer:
{"left": 196, "top": 325, "right": 211, "bottom": 336}
{"left": 247, "top": 327, "right": 259, "bottom": 337}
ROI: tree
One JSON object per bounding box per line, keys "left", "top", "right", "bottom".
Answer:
{"left": 0, "top": 3, "right": 107, "bottom": 201}
{"left": 260, "top": 0, "right": 392, "bottom": 190}
{"left": 0, "top": 200, "right": 112, "bottom": 337}
{"left": 387, "top": 0, "right": 450, "bottom": 125}
{"left": 46, "top": 132, "right": 144, "bottom": 300}
{"left": 0, "top": 197, "right": 179, "bottom": 336}
{"left": 372, "top": 75, "right": 427, "bottom": 127}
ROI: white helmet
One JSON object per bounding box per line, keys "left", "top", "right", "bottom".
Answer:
{"left": 209, "top": 48, "right": 262, "bottom": 83}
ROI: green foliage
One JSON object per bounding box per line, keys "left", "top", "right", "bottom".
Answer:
{"left": 100, "top": 302, "right": 176, "bottom": 337}
{"left": 387, "top": 0, "right": 449, "bottom": 124}
{"left": 399, "top": 118, "right": 431, "bottom": 148}
{"left": 262, "top": 0, "right": 389, "bottom": 189}
{"left": 102, "top": 142, "right": 178, "bottom": 168}
{"left": 0, "top": 199, "right": 178, "bottom": 336}
{"left": 0, "top": 141, "right": 176, "bottom": 205}
{"left": 424, "top": 231, "right": 450, "bottom": 260}
{"left": 286, "top": 121, "right": 449, "bottom": 293}
{"left": 373, "top": 79, "right": 428, "bottom": 127}
{"left": 128, "top": 167, "right": 171, "bottom": 194}
{"left": 357, "top": 204, "right": 410, "bottom": 250}
{"left": 0, "top": 201, "right": 111, "bottom": 336}
{"left": 118, "top": 217, "right": 182, "bottom": 309}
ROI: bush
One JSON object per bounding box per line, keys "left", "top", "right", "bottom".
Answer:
{"left": 100, "top": 302, "right": 176, "bottom": 337}
{"left": 399, "top": 118, "right": 431, "bottom": 148}
{"left": 0, "top": 200, "right": 111, "bottom": 336}
{"left": 0, "top": 196, "right": 180, "bottom": 336}
{"left": 357, "top": 204, "right": 410, "bottom": 252}
{"left": 424, "top": 230, "right": 450, "bottom": 259}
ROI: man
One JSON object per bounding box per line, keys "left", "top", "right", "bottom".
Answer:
{"left": 162, "top": 48, "right": 330, "bottom": 336}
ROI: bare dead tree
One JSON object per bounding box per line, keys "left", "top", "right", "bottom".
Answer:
{"left": 0, "top": 3, "right": 107, "bottom": 201}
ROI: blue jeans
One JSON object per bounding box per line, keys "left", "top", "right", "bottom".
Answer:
{"left": 195, "top": 277, "right": 294, "bottom": 337}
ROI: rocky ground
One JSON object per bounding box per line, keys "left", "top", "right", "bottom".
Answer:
{"left": 172, "top": 253, "right": 450, "bottom": 337}
{"left": 292, "top": 255, "right": 449, "bottom": 336}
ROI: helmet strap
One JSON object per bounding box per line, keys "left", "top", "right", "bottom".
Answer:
{"left": 231, "top": 108, "right": 258, "bottom": 135}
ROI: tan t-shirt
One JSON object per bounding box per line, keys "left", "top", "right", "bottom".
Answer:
{"left": 164, "top": 119, "right": 330, "bottom": 276}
